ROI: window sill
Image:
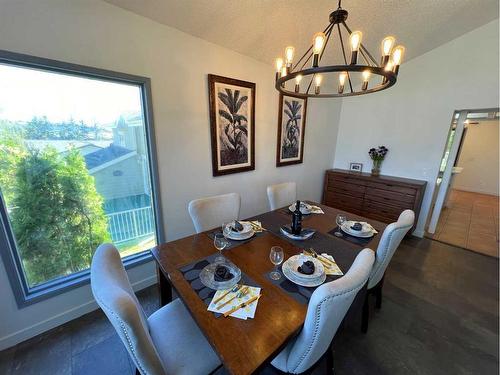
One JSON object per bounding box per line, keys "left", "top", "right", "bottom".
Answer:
{"left": 18, "top": 251, "right": 153, "bottom": 308}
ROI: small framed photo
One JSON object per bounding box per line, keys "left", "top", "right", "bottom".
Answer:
{"left": 349, "top": 162, "right": 363, "bottom": 172}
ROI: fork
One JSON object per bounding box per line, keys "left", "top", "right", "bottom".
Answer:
{"left": 305, "top": 248, "right": 336, "bottom": 266}
{"left": 213, "top": 284, "right": 241, "bottom": 304}
{"left": 216, "top": 286, "right": 249, "bottom": 309}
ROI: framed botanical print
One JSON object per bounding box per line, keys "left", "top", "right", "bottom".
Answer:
{"left": 276, "top": 93, "right": 307, "bottom": 167}
{"left": 208, "top": 74, "right": 255, "bottom": 176}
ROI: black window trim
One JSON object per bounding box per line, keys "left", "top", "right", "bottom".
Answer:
{"left": 0, "top": 49, "right": 165, "bottom": 307}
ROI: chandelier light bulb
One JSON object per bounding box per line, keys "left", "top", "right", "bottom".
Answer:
{"left": 312, "top": 32, "right": 326, "bottom": 67}
{"left": 349, "top": 31, "right": 362, "bottom": 64}
{"left": 381, "top": 36, "right": 395, "bottom": 55}
{"left": 392, "top": 45, "right": 405, "bottom": 74}
{"left": 349, "top": 31, "right": 362, "bottom": 51}
{"left": 285, "top": 46, "right": 295, "bottom": 66}
{"left": 338, "top": 72, "right": 347, "bottom": 94}
{"left": 312, "top": 32, "right": 326, "bottom": 54}
{"left": 314, "top": 74, "right": 322, "bottom": 94}
{"left": 294, "top": 74, "right": 302, "bottom": 93}
{"left": 380, "top": 36, "right": 395, "bottom": 65}
{"left": 362, "top": 70, "right": 370, "bottom": 91}
{"left": 275, "top": 58, "right": 284, "bottom": 73}
{"left": 281, "top": 66, "right": 288, "bottom": 77}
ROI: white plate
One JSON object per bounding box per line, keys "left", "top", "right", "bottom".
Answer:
{"left": 284, "top": 255, "right": 325, "bottom": 280}
{"left": 225, "top": 221, "right": 253, "bottom": 235}
{"left": 282, "top": 265, "right": 326, "bottom": 287}
{"left": 288, "top": 202, "right": 312, "bottom": 215}
{"left": 226, "top": 229, "right": 254, "bottom": 241}
{"left": 340, "top": 221, "right": 374, "bottom": 238}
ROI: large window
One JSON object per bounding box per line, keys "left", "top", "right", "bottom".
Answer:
{"left": 0, "top": 51, "right": 162, "bottom": 305}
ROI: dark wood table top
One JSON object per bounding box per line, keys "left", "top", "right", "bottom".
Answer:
{"left": 151, "top": 202, "right": 386, "bottom": 375}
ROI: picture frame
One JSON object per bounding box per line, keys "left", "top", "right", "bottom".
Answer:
{"left": 349, "top": 162, "right": 363, "bottom": 172}
{"left": 208, "top": 74, "right": 255, "bottom": 176}
{"left": 276, "top": 93, "right": 307, "bottom": 167}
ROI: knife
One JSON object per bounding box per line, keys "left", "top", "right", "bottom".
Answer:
{"left": 223, "top": 294, "right": 261, "bottom": 318}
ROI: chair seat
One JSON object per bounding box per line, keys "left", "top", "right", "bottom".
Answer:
{"left": 148, "top": 299, "right": 221, "bottom": 375}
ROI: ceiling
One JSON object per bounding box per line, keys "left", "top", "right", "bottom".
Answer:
{"left": 104, "top": 0, "right": 499, "bottom": 66}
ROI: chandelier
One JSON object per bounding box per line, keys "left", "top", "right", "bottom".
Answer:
{"left": 274, "top": 0, "right": 405, "bottom": 98}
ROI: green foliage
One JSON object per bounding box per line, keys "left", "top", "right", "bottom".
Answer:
{"left": 24, "top": 116, "right": 100, "bottom": 140}
{"left": 9, "top": 148, "right": 109, "bottom": 286}
{"left": 0, "top": 120, "right": 26, "bottom": 204}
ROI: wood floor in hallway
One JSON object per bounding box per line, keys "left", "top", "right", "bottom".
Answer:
{"left": 432, "top": 189, "right": 499, "bottom": 257}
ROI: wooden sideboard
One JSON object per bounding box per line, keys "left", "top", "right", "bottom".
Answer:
{"left": 322, "top": 169, "right": 427, "bottom": 232}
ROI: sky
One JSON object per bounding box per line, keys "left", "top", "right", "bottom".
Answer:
{"left": 0, "top": 63, "right": 142, "bottom": 126}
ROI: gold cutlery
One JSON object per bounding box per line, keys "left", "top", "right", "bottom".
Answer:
{"left": 250, "top": 221, "right": 266, "bottom": 231}
{"left": 303, "top": 250, "right": 332, "bottom": 267}
{"left": 223, "top": 294, "right": 261, "bottom": 317}
{"left": 305, "top": 248, "right": 336, "bottom": 267}
{"left": 213, "top": 284, "right": 241, "bottom": 304}
{"left": 216, "top": 286, "right": 249, "bottom": 309}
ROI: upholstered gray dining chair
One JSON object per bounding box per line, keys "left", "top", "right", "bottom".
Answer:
{"left": 271, "top": 248, "right": 375, "bottom": 374}
{"left": 91, "top": 244, "right": 221, "bottom": 375}
{"left": 267, "top": 182, "right": 297, "bottom": 210}
{"left": 188, "top": 192, "right": 241, "bottom": 233}
{"left": 362, "top": 209, "right": 415, "bottom": 332}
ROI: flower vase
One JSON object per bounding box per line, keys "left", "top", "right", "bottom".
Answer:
{"left": 371, "top": 159, "right": 382, "bottom": 176}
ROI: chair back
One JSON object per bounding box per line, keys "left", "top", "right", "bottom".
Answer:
{"left": 266, "top": 182, "right": 297, "bottom": 210}
{"left": 272, "top": 248, "right": 375, "bottom": 374}
{"left": 368, "top": 209, "right": 415, "bottom": 289}
{"left": 91, "top": 244, "right": 166, "bottom": 375}
{"left": 188, "top": 192, "right": 240, "bottom": 233}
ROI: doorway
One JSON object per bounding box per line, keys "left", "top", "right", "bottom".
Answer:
{"left": 426, "top": 108, "right": 499, "bottom": 257}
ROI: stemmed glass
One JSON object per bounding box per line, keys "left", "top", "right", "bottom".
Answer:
{"left": 335, "top": 214, "right": 347, "bottom": 237}
{"left": 214, "top": 233, "right": 228, "bottom": 262}
{"left": 269, "top": 246, "right": 284, "bottom": 280}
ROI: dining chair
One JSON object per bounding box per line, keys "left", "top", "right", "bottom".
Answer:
{"left": 90, "top": 244, "right": 221, "bottom": 375}
{"left": 267, "top": 182, "right": 297, "bottom": 210}
{"left": 188, "top": 192, "right": 241, "bottom": 233}
{"left": 271, "top": 248, "right": 375, "bottom": 375}
{"left": 362, "top": 209, "right": 415, "bottom": 333}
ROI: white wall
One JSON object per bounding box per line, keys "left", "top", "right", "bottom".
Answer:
{"left": 452, "top": 119, "right": 499, "bottom": 196}
{"left": 0, "top": 0, "right": 341, "bottom": 349}
{"left": 333, "top": 19, "right": 499, "bottom": 236}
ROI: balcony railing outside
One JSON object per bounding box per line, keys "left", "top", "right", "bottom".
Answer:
{"left": 106, "top": 206, "right": 155, "bottom": 243}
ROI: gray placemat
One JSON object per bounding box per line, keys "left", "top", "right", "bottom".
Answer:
{"left": 264, "top": 266, "right": 337, "bottom": 305}
{"left": 328, "top": 226, "right": 377, "bottom": 246}
{"left": 206, "top": 229, "right": 265, "bottom": 250}
{"left": 179, "top": 253, "right": 261, "bottom": 316}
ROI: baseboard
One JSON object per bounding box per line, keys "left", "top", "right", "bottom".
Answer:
{"left": 0, "top": 274, "right": 157, "bottom": 351}
{"left": 452, "top": 187, "right": 499, "bottom": 197}
{"left": 411, "top": 229, "right": 425, "bottom": 238}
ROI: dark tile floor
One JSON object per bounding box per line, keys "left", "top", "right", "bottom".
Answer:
{"left": 0, "top": 237, "right": 498, "bottom": 375}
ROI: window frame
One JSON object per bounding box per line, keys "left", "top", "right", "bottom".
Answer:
{"left": 0, "top": 50, "right": 165, "bottom": 307}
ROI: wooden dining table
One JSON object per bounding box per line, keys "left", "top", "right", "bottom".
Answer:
{"left": 151, "top": 202, "right": 386, "bottom": 375}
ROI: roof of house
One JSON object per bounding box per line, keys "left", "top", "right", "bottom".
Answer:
{"left": 84, "top": 143, "right": 134, "bottom": 170}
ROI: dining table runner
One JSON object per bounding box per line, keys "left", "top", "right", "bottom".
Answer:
{"left": 179, "top": 253, "right": 261, "bottom": 317}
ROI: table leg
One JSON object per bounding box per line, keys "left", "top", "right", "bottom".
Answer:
{"left": 157, "top": 266, "right": 172, "bottom": 307}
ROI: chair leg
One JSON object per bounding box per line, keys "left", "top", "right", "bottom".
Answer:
{"left": 361, "top": 293, "right": 369, "bottom": 333}
{"left": 375, "top": 276, "right": 385, "bottom": 310}
{"left": 326, "top": 342, "right": 334, "bottom": 375}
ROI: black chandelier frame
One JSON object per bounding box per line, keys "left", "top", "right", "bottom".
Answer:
{"left": 275, "top": 2, "right": 398, "bottom": 98}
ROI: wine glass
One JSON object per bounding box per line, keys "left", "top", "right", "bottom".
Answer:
{"left": 221, "top": 222, "right": 232, "bottom": 238}
{"left": 335, "top": 214, "right": 347, "bottom": 237}
{"left": 269, "top": 246, "right": 284, "bottom": 280}
{"left": 214, "top": 233, "right": 228, "bottom": 262}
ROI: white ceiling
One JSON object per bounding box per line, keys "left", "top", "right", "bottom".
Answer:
{"left": 104, "top": 0, "right": 499, "bottom": 66}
